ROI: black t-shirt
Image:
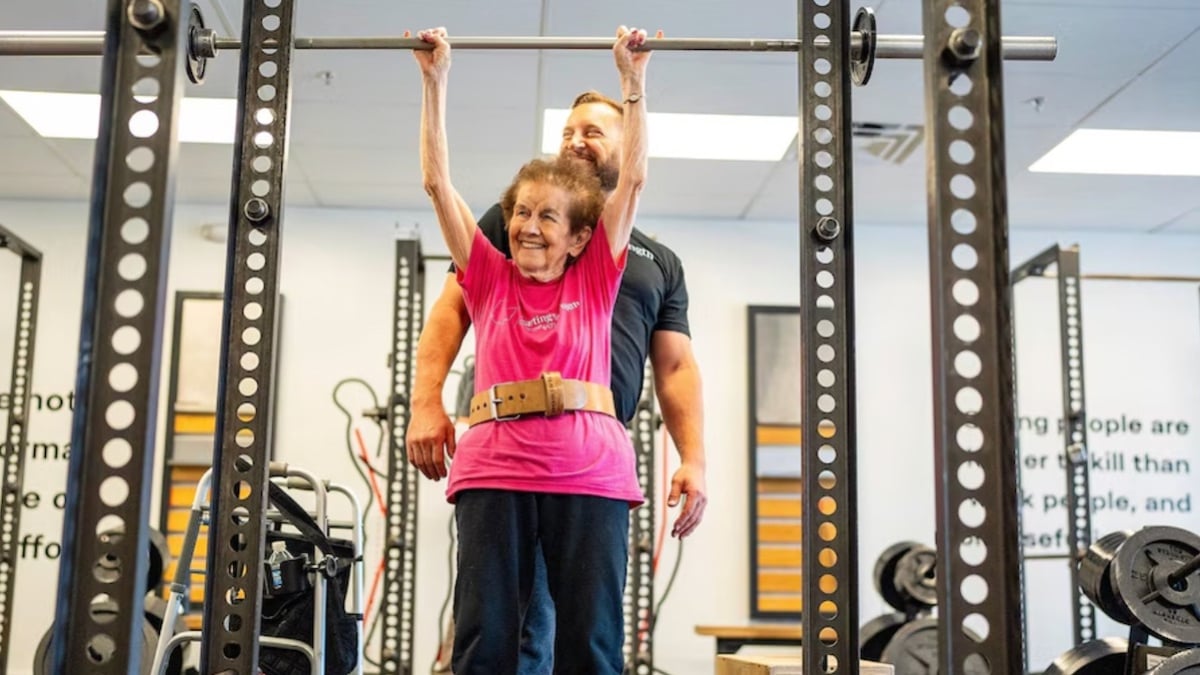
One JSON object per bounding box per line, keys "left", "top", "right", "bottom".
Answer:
{"left": 455, "top": 204, "right": 691, "bottom": 423}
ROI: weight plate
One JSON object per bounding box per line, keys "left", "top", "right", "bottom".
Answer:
{"left": 33, "top": 617, "right": 157, "bottom": 674}
{"left": 1043, "top": 637, "right": 1129, "bottom": 675}
{"left": 893, "top": 545, "right": 938, "bottom": 609}
{"left": 1148, "top": 648, "right": 1200, "bottom": 674}
{"left": 185, "top": 3, "right": 210, "bottom": 85}
{"left": 1109, "top": 526, "right": 1200, "bottom": 645}
{"left": 861, "top": 612, "right": 908, "bottom": 662}
{"left": 97, "top": 526, "right": 172, "bottom": 595}
{"left": 874, "top": 541, "right": 920, "bottom": 612}
{"left": 1078, "top": 530, "right": 1133, "bottom": 624}
{"left": 880, "top": 616, "right": 988, "bottom": 675}
{"left": 850, "top": 6, "right": 877, "bottom": 86}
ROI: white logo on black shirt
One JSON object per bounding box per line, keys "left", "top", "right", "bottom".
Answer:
{"left": 628, "top": 244, "right": 655, "bottom": 261}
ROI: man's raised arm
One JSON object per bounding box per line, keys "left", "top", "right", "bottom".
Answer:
{"left": 406, "top": 275, "right": 471, "bottom": 480}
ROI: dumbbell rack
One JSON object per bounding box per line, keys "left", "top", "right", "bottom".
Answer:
{"left": 1048, "top": 525, "right": 1200, "bottom": 675}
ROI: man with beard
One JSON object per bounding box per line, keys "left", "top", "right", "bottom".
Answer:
{"left": 407, "top": 88, "right": 709, "bottom": 673}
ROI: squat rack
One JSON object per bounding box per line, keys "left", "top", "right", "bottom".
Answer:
{"left": 1012, "top": 244, "right": 1096, "bottom": 663}
{"left": 0, "top": 226, "right": 41, "bottom": 672}
{"left": 3, "top": 0, "right": 1056, "bottom": 673}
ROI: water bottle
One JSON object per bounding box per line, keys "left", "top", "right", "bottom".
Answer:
{"left": 266, "top": 540, "right": 292, "bottom": 592}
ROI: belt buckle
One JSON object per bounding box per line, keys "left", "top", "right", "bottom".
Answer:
{"left": 489, "top": 385, "right": 521, "bottom": 422}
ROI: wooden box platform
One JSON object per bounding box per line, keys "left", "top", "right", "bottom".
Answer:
{"left": 716, "top": 654, "right": 894, "bottom": 675}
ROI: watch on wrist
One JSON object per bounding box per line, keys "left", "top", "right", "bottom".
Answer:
{"left": 624, "top": 93, "right": 643, "bottom": 105}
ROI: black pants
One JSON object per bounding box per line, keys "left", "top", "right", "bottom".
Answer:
{"left": 452, "top": 490, "right": 629, "bottom": 675}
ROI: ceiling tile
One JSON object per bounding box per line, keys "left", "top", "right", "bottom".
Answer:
{"left": 1133, "top": 24, "right": 1200, "bottom": 83}
{"left": 1001, "top": 3, "right": 1200, "bottom": 79}
{"left": 290, "top": 143, "right": 421, "bottom": 185}
{"left": 1079, "top": 69, "right": 1200, "bottom": 131}
{"left": 1007, "top": 125, "right": 1077, "bottom": 170}
{"left": 541, "top": 52, "right": 798, "bottom": 119}
{"left": 288, "top": 101, "right": 410, "bottom": 147}
{"left": 1154, "top": 206, "right": 1200, "bottom": 233}
{"left": 1007, "top": 172, "right": 1200, "bottom": 230}
{"left": 0, "top": 105, "right": 37, "bottom": 137}
{"left": 545, "top": 0, "right": 794, "bottom": 41}
{"left": 0, "top": 173, "right": 90, "bottom": 201}
{"left": 744, "top": 144, "right": 935, "bottom": 224}
{"left": 290, "top": 103, "right": 536, "bottom": 170}
{"left": 1002, "top": 74, "right": 1125, "bottom": 129}
{"left": 43, "top": 138, "right": 246, "bottom": 182}
{"left": 176, "top": 143, "right": 242, "bottom": 180}
{"left": 175, "top": 178, "right": 233, "bottom": 205}
{"left": 289, "top": 0, "right": 544, "bottom": 37}
{"left": 281, "top": 179, "right": 318, "bottom": 208}
{"left": 0, "top": 0, "right": 1196, "bottom": 237}
{"left": 209, "top": 0, "right": 547, "bottom": 36}
{"left": 3, "top": 0, "right": 105, "bottom": 29}
{"left": 741, "top": 162, "right": 798, "bottom": 222}
{"left": 869, "top": 2, "right": 1200, "bottom": 80}
{"left": 308, "top": 180, "right": 419, "bottom": 211}
{"left": 1006, "top": 0, "right": 1200, "bottom": 9}
{"left": 288, "top": 51, "right": 541, "bottom": 106}
{"left": 638, "top": 187, "right": 758, "bottom": 221}
{"left": 171, "top": 172, "right": 314, "bottom": 209}
{"left": 0, "top": 56, "right": 104, "bottom": 96}
{"left": 645, "top": 159, "right": 777, "bottom": 198}
{"left": 0, "top": 137, "right": 79, "bottom": 176}
{"left": 287, "top": 100, "right": 537, "bottom": 152}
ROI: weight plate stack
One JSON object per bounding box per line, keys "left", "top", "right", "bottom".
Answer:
{"left": 33, "top": 603, "right": 157, "bottom": 675}
{"left": 1078, "top": 530, "right": 1134, "bottom": 624}
{"left": 860, "top": 612, "right": 908, "bottom": 662}
{"left": 893, "top": 544, "right": 938, "bottom": 610}
{"left": 1109, "top": 525, "right": 1200, "bottom": 645}
{"left": 1148, "top": 648, "right": 1200, "bottom": 674}
{"left": 1043, "top": 637, "right": 1129, "bottom": 675}
{"left": 96, "top": 526, "right": 172, "bottom": 595}
{"left": 874, "top": 541, "right": 920, "bottom": 612}
{"left": 879, "top": 616, "right": 989, "bottom": 675}
{"left": 874, "top": 541, "right": 938, "bottom": 613}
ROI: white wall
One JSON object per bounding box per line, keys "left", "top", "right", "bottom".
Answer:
{"left": 0, "top": 197, "right": 1198, "bottom": 674}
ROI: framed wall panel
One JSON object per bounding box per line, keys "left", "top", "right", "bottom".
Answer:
{"left": 747, "top": 305, "right": 802, "bottom": 618}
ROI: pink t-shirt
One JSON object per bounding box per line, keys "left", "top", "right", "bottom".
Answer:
{"left": 449, "top": 220, "right": 644, "bottom": 507}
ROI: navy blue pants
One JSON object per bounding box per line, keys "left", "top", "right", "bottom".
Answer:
{"left": 518, "top": 546, "right": 555, "bottom": 674}
{"left": 452, "top": 490, "right": 629, "bottom": 675}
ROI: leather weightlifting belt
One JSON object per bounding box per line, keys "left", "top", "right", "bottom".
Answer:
{"left": 467, "top": 371, "right": 616, "bottom": 427}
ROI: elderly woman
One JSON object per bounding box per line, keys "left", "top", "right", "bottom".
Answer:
{"left": 413, "top": 25, "right": 651, "bottom": 675}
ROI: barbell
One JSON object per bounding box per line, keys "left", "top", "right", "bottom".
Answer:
{"left": 0, "top": 3, "right": 1056, "bottom": 88}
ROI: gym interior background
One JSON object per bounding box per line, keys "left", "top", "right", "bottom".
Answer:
{"left": 1, "top": 0, "right": 1199, "bottom": 674}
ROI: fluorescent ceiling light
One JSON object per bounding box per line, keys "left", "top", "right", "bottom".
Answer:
{"left": 541, "top": 108, "right": 796, "bottom": 161}
{"left": 1029, "top": 128, "right": 1200, "bottom": 177}
{"left": 0, "top": 90, "right": 237, "bottom": 144}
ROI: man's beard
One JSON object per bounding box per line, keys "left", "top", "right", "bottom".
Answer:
{"left": 567, "top": 151, "right": 620, "bottom": 191}
{"left": 595, "top": 160, "right": 619, "bottom": 191}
